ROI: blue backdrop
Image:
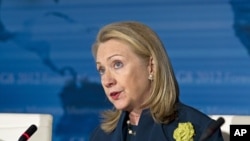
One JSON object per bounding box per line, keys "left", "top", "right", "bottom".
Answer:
{"left": 0, "top": 0, "right": 250, "bottom": 140}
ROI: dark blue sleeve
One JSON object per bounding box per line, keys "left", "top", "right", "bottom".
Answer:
{"left": 209, "top": 129, "right": 224, "bottom": 141}
{"left": 89, "top": 126, "right": 111, "bottom": 141}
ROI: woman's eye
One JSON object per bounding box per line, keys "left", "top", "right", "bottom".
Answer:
{"left": 114, "top": 61, "right": 123, "bottom": 69}
{"left": 97, "top": 68, "right": 105, "bottom": 75}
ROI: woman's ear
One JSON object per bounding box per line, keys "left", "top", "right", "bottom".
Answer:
{"left": 148, "top": 56, "right": 154, "bottom": 74}
{"left": 147, "top": 56, "right": 154, "bottom": 81}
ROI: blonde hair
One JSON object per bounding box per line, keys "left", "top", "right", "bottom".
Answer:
{"left": 92, "top": 21, "right": 179, "bottom": 133}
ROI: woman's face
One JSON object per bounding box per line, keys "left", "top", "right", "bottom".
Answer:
{"left": 96, "top": 39, "right": 152, "bottom": 111}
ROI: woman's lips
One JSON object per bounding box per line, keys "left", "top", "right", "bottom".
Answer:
{"left": 110, "top": 91, "right": 121, "bottom": 100}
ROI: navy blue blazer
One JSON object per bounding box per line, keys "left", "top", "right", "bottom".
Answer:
{"left": 90, "top": 103, "right": 224, "bottom": 141}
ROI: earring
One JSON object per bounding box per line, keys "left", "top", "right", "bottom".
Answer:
{"left": 148, "top": 74, "right": 153, "bottom": 81}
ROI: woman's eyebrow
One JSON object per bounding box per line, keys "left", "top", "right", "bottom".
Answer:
{"left": 96, "top": 54, "right": 124, "bottom": 64}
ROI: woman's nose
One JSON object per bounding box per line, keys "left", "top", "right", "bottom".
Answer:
{"left": 102, "top": 71, "right": 116, "bottom": 88}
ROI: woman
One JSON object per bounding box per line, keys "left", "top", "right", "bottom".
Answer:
{"left": 90, "top": 21, "right": 223, "bottom": 141}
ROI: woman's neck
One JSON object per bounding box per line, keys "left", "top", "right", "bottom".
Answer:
{"left": 129, "top": 111, "right": 141, "bottom": 125}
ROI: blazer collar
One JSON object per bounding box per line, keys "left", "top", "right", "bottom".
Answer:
{"left": 111, "top": 109, "right": 169, "bottom": 141}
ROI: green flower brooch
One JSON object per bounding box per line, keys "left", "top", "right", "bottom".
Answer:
{"left": 173, "top": 122, "right": 195, "bottom": 141}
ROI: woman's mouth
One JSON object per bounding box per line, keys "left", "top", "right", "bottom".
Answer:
{"left": 110, "top": 91, "right": 121, "bottom": 100}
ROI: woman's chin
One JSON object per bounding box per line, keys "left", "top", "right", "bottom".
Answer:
{"left": 113, "top": 102, "right": 128, "bottom": 111}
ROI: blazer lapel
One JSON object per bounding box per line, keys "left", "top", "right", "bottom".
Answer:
{"left": 135, "top": 109, "right": 169, "bottom": 141}
{"left": 111, "top": 111, "right": 128, "bottom": 141}
{"left": 110, "top": 110, "right": 171, "bottom": 141}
